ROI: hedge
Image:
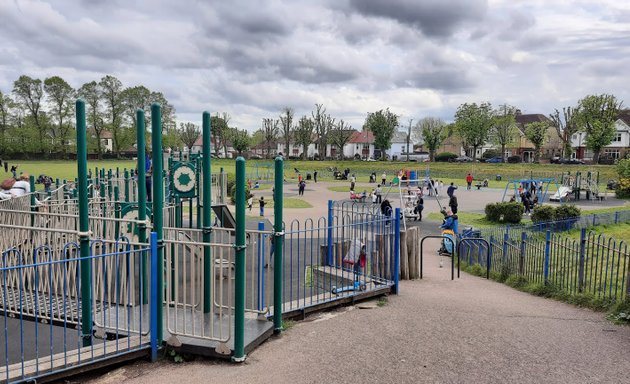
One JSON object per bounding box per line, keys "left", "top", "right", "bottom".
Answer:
{"left": 484, "top": 202, "right": 524, "bottom": 224}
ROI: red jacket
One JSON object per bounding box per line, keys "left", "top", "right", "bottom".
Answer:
{"left": 466, "top": 175, "right": 473, "bottom": 183}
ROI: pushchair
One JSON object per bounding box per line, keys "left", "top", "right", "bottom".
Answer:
{"left": 438, "top": 210, "right": 457, "bottom": 256}
{"left": 332, "top": 239, "right": 367, "bottom": 294}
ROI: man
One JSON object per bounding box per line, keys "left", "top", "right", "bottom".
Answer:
{"left": 313, "top": 170, "right": 318, "bottom": 183}
{"left": 375, "top": 184, "right": 382, "bottom": 204}
{"left": 466, "top": 173, "right": 473, "bottom": 190}
{"left": 447, "top": 182, "right": 457, "bottom": 198}
{"left": 350, "top": 174, "right": 356, "bottom": 191}
{"left": 259, "top": 196, "right": 266, "bottom": 216}
{"left": 449, "top": 193, "right": 458, "bottom": 214}
{"left": 414, "top": 195, "right": 424, "bottom": 221}
{"left": 145, "top": 153, "right": 152, "bottom": 202}
{"left": 381, "top": 172, "right": 387, "bottom": 186}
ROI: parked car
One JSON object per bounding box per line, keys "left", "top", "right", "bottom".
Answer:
{"left": 485, "top": 156, "right": 503, "bottom": 163}
{"left": 454, "top": 155, "right": 474, "bottom": 163}
{"left": 562, "top": 158, "right": 584, "bottom": 164}
{"left": 607, "top": 180, "right": 618, "bottom": 190}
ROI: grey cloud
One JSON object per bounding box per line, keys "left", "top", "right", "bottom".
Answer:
{"left": 347, "top": 0, "right": 488, "bottom": 37}
{"left": 398, "top": 69, "right": 475, "bottom": 92}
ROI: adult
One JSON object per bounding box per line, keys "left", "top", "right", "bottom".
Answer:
{"left": 466, "top": 173, "right": 473, "bottom": 190}
{"left": 413, "top": 195, "right": 424, "bottom": 221}
{"left": 313, "top": 170, "right": 318, "bottom": 183}
{"left": 350, "top": 174, "right": 356, "bottom": 191}
{"left": 380, "top": 199, "right": 392, "bottom": 226}
{"left": 3, "top": 161, "right": 7, "bottom": 173}
{"left": 259, "top": 196, "right": 266, "bottom": 217}
{"left": 449, "top": 193, "right": 458, "bottom": 214}
{"left": 447, "top": 182, "right": 457, "bottom": 198}
{"left": 10, "top": 165, "right": 18, "bottom": 179}
{"left": 440, "top": 210, "right": 459, "bottom": 234}
{"left": 298, "top": 180, "right": 306, "bottom": 196}
{"left": 381, "top": 172, "right": 387, "bottom": 186}
{"left": 10, "top": 174, "right": 30, "bottom": 197}
{"left": 375, "top": 184, "right": 382, "bottom": 204}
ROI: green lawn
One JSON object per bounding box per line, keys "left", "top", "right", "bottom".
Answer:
{"left": 254, "top": 197, "right": 312, "bottom": 209}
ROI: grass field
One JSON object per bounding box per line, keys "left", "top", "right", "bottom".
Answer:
{"left": 8, "top": 158, "right": 618, "bottom": 193}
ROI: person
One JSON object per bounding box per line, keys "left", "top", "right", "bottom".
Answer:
{"left": 298, "top": 173, "right": 303, "bottom": 183}
{"left": 380, "top": 199, "right": 392, "bottom": 226}
{"left": 247, "top": 178, "right": 252, "bottom": 190}
{"left": 247, "top": 194, "right": 253, "bottom": 212}
{"left": 254, "top": 181, "right": 260, "bottom": 189}
{"left": 313, "top": 170, "right": 318, "bottom": 183}
{"left": 88, "top": 168, "right": 93, "bottom": 179}
{"left": 447, "top": 182, "right": 457, "bottom": 198}
{"left": 3, "top": 161, "right": 7, "bottom": 173}
{"left": 414, "top": 195, "right": 424, "bottom": 221}
{"left": 375, "top": 184, "right": 382, "bottom": 204}
{"left": 521, "top": 192, "right": 531, "bottom": 215}
{"left": 381, "top": 172, "right": 387, "bottom": 186}
{"left": 350, "top": 174, "right": 356, "bottom": 191}
{"left": 439, "top": 210, "right": 458, "bottom": 255}
{"left": 509, "top": 195, "right": 516, "bottom": 203}
{"left": 466, "top": 173, "right": 473, "bottom": 190}
{"left": 145, "top": 153, "right": 152, "bottom": 202}
{"left": 371, "top": 189, "right": 377, "bottom": 203}
{"left": 449, "top": 193, "right": 458, "bottom": 214}
{"left": 299, "top": 180, "right": 306, "bottom": 196}
{"left": 259, "top": 196, "right": 266, "bottom": 216}
{"left": 43, "top": 176, "right": 52, "bottom": 193}
{"left": 439, "top": 180, "right": 444, "bottom": 194}
{"left": 10, "top": 165, "right": 18, "bottom": 179}
{"left": 10, "top": 174, "right": 31, "bottom": 197}
{"left": 483, "top": 178, "right": 489, "bottom": 188}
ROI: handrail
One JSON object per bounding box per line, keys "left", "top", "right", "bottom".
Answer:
{"left": 419, "top": 235, "right": 457, "bottom": 280}
{"left": 457, "top": 238, "right": 490, "bottom": 279}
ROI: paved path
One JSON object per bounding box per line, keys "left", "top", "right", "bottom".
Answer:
{"left": 86, "top": 238, "right": 630, "bottom": 384}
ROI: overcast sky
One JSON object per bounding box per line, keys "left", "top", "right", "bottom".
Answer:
{"left": 1, "top": 0, "right": 629, "bottom": 132}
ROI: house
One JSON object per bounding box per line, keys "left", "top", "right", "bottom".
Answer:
{"left": 386, "top": 131, "right": 410, "bottom": 160}
{"left": 252, "top": 140, "right": 280, "bottom": 158}
{"left": 512, "top": 113, "right": 561, "bottom": 162}
{"left": 100, "top": 131, "right": 114, "bottom": 152}
{"left": 571, "top": 109, "right": 630, "bottom": 161}
{"left": 344, "top": 130, "right": 374, "bottom": 159}
{"left": 190, "top": 136, "right": 235, "bottom": 157}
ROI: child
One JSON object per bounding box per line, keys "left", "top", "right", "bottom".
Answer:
{"left": 259, "top": 196, "right": 265, "bottom": 216}
{"left": 247, "top": 195, "right": 253, "bottom": 212}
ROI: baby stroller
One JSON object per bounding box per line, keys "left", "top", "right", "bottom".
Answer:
{"left": 332, "top": 239, "right": 367, "bottom": 294}
{"left": 438, "top": 210, "right": 458, "bottom": 256}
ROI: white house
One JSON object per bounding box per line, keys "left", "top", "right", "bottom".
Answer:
{"left": 570, "top": 110, "right": 630, "bottom": 160}
{"left": 190, "top": 136, "right": 234, "bottom": 157}
{"left": 344, "top": 130, "right": 374, "bottom": 159}
{"left": 386, "top": 131, "right": 409, "bottom": 160}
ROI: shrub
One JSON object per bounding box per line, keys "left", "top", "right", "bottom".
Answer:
{"left": 554, "top": 204, "right": 581, "bottom": 220}
{"left": 229, "top": 183, "right": 253, "bottom": 204}
{"left": 435, "top": 152, "right": 458, "bottom": 162}
{"left": 484, "top": 202, "right": 523, "bottom": 224}
{"left": 531, "top": 205, "right": 555, "bottom": 223}
{"left": 507, "top": 155, "right": 521, "bottom": 163}
{"left": 616, "top": 177, "right": 630, "bottom": 198}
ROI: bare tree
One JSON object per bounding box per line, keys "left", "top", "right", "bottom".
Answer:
{"left": 312, "top": 104, "right": 329, "bottom": 160}
{"left": 262, "top": 118, "right": 279, "bottom": 159}
{"left": 491, "top": 104, "right": 517, "bottom": 162}
{"left": 329, "top": 119, "right": 353, "bottom": 159}
{"left": 293, "top": 116, "right": 314, "bottom": 159}
{"left": 179, "top": 122, "right": 200, "bottom": 151}
{"left": 279, "top": 107, "right": 294, "bottom": 157}
{"left": 549, "top": 107, "right": 580, "bottom": 158}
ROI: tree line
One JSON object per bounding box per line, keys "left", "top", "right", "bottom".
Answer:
{"left": 0, "top": 74, "right": 178, "bottom": 158}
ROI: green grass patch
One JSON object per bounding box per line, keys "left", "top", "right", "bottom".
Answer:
{"left": 426, "top": 211, "right": 532, "bottom": 228}
{"left": 376, "top": 296, "right": 388, "bottom": 307}
{"left": 281, "top": 319, "right": 296, "bottom": 331}
{"left": 256, "top": 198, "right": 312, "bottom": 209}
{"left": 328, "top": 186, "right": 351, "bottom": 192}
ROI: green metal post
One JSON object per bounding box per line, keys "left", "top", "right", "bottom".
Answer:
{"left": 196, "top": 156, "right": 201, "bottom": 229}
{"left": 273, "top": 157, "right": 284, "bottom": 332}
{"left": 137, "top": 109, "right": 148, "bottom": 304}
{"left": 220, "top": 167, "right": 225, "bottom": 204}
{"left": 114, "top": 186, "right": 120, "bottom": 239}
{"left": 100, "top": 182, "right": 106, "bottom": 237}
{"left": 29, "top": 175, "right": 35, "bottom": 226}
{"left": 151, "top": 104, "right": 164, "bottom": 343}
{"left": 202, "top": 112, "right": 212, "bottom": 313}
{"left": 124, "top": 170, "right": 130, "bottom": 202}
{"left": 233, "top": 157, "right": 246, "bottom": 362}
{"left": 76, "top": 99, "right": 92, "bottom": 347}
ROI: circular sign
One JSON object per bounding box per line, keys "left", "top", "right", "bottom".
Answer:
{"left": 173, "top": 165, "right": 196, "bottom": 194}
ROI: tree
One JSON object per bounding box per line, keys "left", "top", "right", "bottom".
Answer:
{"left": 230, "top": 128, "right": 250, "bottom": 155}
{"left": 262, "top": 118, "right": 279, "bottom": 159}
{"left": 279, "top": 107, "right": 294, "bottom": 157}
{"left": 364, "top": 108, "right": 398, "bottom": 160}
{"left": 454, "top": 102, "right": 493, "bottom": 161}
{"left": 405, "top": 119, "right": 413, "bottom": 161}
{"left": 0, "top": 91, "right": 15, "bottom": 139}
{"left": 179, "top": 122, "right": 200, "bottom": 151}
{"left": 13, "top": 75, "right": 46, "bottom": 153}
{"left": 78, "top": 81, "right": 105, "bottom": 159}
{"left": 524, "top": 121, "right": 548, "bottom": 163}
{"left": 491, "top": 104, "right": 517, "bottom": 162}
{"left": 312, "top": 104, "right": 329, "bottom": 160}
{"left": 293, "top": 116, "right": 314, "bottom": 160}
{"left": 549, "top": 106, "right": 580, "bottom": 158}
{"left": 413, "top": 117, "right": 448, "bottom": 162}
{"left": 575, "top": 94, "right": 622, "bottom": 163}
{"left": 121, "top": 85, "right": 152, "bottom": 129}
{"left": 44, "top": 76, "right": 75, "bottom": 155}
{"left": 99, "top": 75, "right": 125, "bottom": 156}
{"left": 329, "top": 119, "right": 353, "bottom": 159}
{"left": 210, "top": 114, "right": 229, "bottom": 156}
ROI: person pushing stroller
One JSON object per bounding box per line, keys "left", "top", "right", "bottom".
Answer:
{"left": 438, "top": 210, "right": 458, "bottom": 256}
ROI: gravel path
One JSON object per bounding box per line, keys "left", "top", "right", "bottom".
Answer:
{"left": 87, "top": 237, "right": 630, "bottom": 384}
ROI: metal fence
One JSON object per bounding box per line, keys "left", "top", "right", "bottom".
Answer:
{"left": 460, "top": 225, "right": 630, "bottom": 302}
{"left": 0, "top": 238, "right": 156, "bottom": 383}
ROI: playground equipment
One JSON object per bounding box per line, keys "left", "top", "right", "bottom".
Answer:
{"left": 0, "top": 101, "right": 400, "bottom": 382}
{"left": 501, "top": 178, "right": 557, "bottom": 204}
{"left": 559, "top": 171, "right": 602, "bottom": 201}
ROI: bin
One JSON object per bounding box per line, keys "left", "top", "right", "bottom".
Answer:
{"left": 409, "top": 171, "right": 417, "bottom": 186}
{"left": 306, "top": 173, "right": 312, "bottom": 180}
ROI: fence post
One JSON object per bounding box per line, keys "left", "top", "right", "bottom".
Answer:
{"left": 273, "top": 157, "right": 284, "bottom": 333}
{"left": 150, "top": 232, "right": 158, "bottom": 362}
{"left": 136, "top": 109, "right": 148, "bottom": 304}
{"left": 76, "top": 99, "right": 92, "bottom": 347}
{"left": 202, "top": 111, "right": 212, "bottom": 314}
{"left": 393, "top": 208, "right": 401, "bottom": 294}
{"left": 233, "top": 157, "right": 246, "bottom": 362}
{"left": 488, "top": 235, "right": 494, "bottom": 276}
{"left": 544, "top": 230, "right": 551, "bottom": 285}
{"left": 592, "top": 214, "right": 596, "bottom": 227}
{"left": 502, "top": 232, "right": 509, "bottom": 266}
{"left": 258, "top": 221, "right": 265, "bottom": 312}
{"left": 151, "top": 103, "right": 164, "bottom": 344}
{"left": 578, "top": 228, "right": 586, "bottom": 293}
{"left": 615, "top": 211, "right": 619, "bottom": 224}
{"left": 327, "top": 200, "right": 334, "bottom": 266}
{"left": 519, "top": 232, "right": 526, "bottom": 275}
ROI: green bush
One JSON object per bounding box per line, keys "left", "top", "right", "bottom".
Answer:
{"left": 554, "top": 204, "right": 581, "bottom": 220}
{"left": 434, "top": 152, "right": 458, "bottom": 162}
{"left": 531, "top": 205, "right": 555, "bottom": 223}
{"left": 484, "top": 202, "right": 523, "bottom": 224}
{"left": 229, "top": 183, "right": 253, "bottom": 204}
